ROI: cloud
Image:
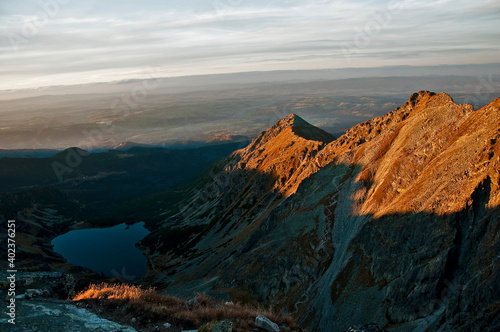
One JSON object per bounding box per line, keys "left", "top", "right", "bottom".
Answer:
{"left": 0, "top": 0, "right": 499, "bottom": 89}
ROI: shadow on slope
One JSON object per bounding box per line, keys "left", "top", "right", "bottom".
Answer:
{"left": 141, "top": 159, "right": 499, "bottom": 332}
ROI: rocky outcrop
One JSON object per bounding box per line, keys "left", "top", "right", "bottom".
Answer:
{"left": 0, "top": 187, "right": 85, "bottom": 273}
{"left": 0, "top": 300, "right": 136, "bottom": 332}
{"left": 144, "top": 92, "right": 500, "bottom": 332}
{"left": 8, "top": 271, "right": 76, "bottom": 299}
{"left": 255, "top": 315, "right": 280, "bottom": 332}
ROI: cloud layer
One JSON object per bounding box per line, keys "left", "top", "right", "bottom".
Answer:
{"left": 1, "top": 0, "right": 499, "bottom": 89}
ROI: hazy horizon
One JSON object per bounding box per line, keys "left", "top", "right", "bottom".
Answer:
{"left": 1, "top": 64, "right": 500, "bottom": 101}
{"left": 1, "top": 74, "right": 499, "bottom": 151}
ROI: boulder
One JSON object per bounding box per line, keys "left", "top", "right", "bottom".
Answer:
{"left": 255, "top": 315, "right": 279, "bottom": 332}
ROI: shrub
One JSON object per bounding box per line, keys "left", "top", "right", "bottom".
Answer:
{"left": 73, "top": 283, "right": 300, "bottom": 331}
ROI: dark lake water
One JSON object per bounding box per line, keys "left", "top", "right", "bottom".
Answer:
{"left": 51, "top": 222, "right": 150, "bottom": 282}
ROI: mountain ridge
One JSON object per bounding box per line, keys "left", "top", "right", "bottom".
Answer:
{"left": 142, "top": 91, "right": 499, "bottom": 331}
{"left": 1, "top": 91, "right": 499, "bottom": 331}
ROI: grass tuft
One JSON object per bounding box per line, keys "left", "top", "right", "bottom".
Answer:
{"left": 73, "top": 283, "right": 300, "bottom": 331}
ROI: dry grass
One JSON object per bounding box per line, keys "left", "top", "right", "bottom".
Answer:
{"left": 73, "top": 283, "right": 299, "bottom": 331}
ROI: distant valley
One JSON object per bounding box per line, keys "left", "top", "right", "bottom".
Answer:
{"left": 1, "top": 74, "right": 499, "bottom": 151}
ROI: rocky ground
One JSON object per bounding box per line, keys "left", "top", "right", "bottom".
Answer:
{"left": 1, "top": 299, "right": 136, "bottom": 332}
{"left": 0, "top": 272, "right": 295, "bottom": 332}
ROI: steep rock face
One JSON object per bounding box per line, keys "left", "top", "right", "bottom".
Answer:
{"left": 0, "top": 188, "right": 81, "bottom": 271}
{"left": 144, "top": 92, "right": 500, "bottom": 332}
{"left": 143, "top": 115, "right": 333, "bottom": 287}
{"left": 221, "top": 113, "right": 334, "bottom": 197}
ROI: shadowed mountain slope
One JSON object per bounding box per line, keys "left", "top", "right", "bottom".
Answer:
{"left": 142, "top": 92, "right": 499, "bottom": 331}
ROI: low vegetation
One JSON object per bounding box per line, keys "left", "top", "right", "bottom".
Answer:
{"left": 73, "top": 283, "right": 299, "bottom": 331}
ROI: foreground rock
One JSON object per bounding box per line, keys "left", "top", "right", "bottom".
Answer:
{"left": 255, "top": 315, "right": 280, "bottom": 332}
{"left": 0, "top": 299, "right": 136, "bottom": 332}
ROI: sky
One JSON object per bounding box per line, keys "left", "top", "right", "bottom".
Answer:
{"left": 1, "top": 0, "right": 499, "bottom": 90}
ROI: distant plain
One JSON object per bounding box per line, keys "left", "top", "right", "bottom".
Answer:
{"left": 2, "top": 70, "right": 499, "bottom": 151}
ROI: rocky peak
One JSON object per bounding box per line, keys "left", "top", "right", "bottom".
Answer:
{"left": 404, "top": 91, "right": 459, "bottom": 117}
{"left": 258, "top": 113, "right": 334, "bottom": 145}
{"left": 145, "top": 93, "right": 500, "bottom": 332}
{"left": 275, "top": 113, "right": 307, "bottom": 127}
{"left": 228, "top": 114, "right": 333, "bottom": 196}
{"left": 314, "top": 91, "right": 473, "bottom": 166}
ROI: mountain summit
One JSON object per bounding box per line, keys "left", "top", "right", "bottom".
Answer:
{"left": 142, "top": 92, "right": 500, "bottom": 332}
{"left": 269, "top": 113, "right": 334, "bottom": 142}
{"left": 213, "top": 113, "right": 333, "bottom": 197}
